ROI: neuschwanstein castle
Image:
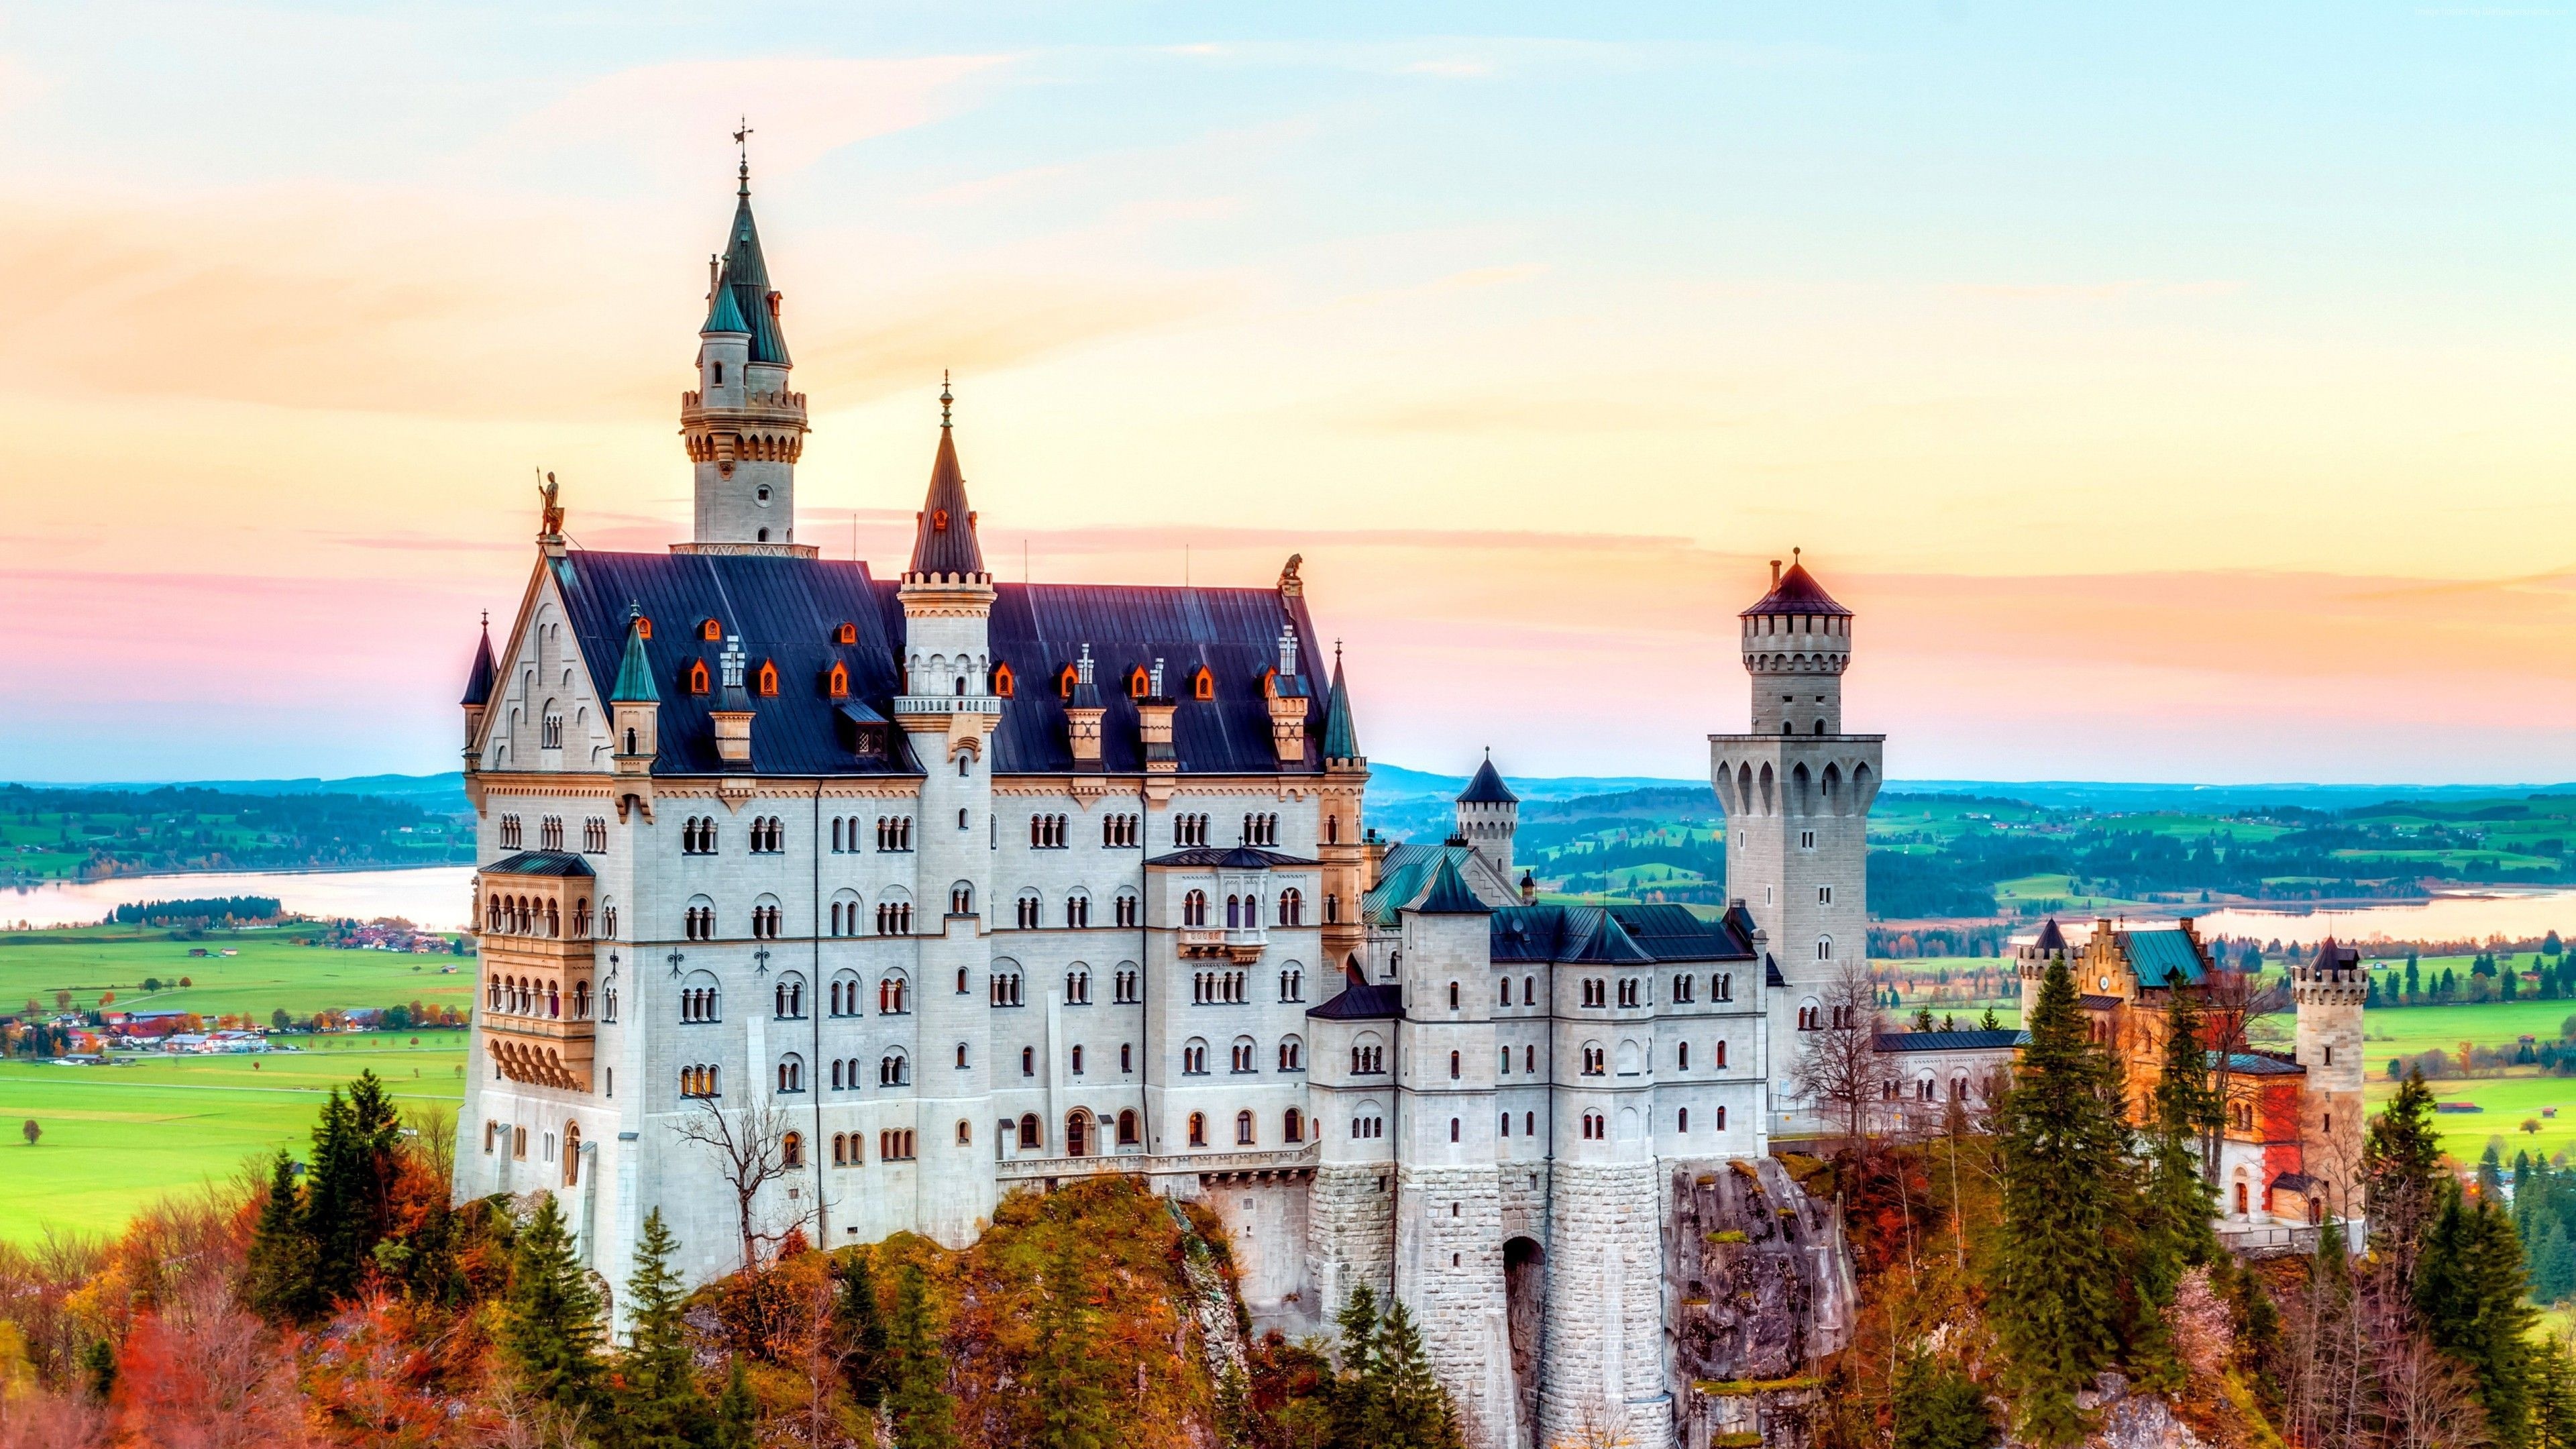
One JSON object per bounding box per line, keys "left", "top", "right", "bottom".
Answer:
{"left": 456, "top": 164, "right": 2362, "bottom": 1449}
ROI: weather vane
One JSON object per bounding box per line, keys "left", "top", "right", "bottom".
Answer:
{"left": 733, "top": 117, "right": 753, "bottom": 185}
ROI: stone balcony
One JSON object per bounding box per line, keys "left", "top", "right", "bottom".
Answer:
{"left": 1179, "top": 926, "right": 1267, "bottom": 963}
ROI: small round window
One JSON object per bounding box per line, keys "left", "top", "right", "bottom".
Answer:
{"left": 755, "top": 485, "right": 773, "bottom": 504}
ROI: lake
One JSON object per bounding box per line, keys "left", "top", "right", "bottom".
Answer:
{"left": 0, "top": 866, "right": 476, "bottom": 932}
{"left": 2186, "top": 889, "right": 2576, "bottom": 948}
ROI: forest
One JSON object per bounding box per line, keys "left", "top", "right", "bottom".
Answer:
{"left": 0, "top": 786, "right": 472, "bottom": 883}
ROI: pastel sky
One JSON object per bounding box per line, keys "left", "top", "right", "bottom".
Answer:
{"left": 1, "top": 3, "right": 2571, "bottom": 785}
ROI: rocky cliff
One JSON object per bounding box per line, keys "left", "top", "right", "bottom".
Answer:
{"left": 1664, "top": 1158, "right": 1860, "bottom": 1449}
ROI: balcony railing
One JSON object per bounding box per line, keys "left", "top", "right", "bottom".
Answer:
{"left": 997, "top": 1142, "right": 1318, "bottom": 1183}
{"left": 894, "top": 694, "right": 1004, "bottom": 716}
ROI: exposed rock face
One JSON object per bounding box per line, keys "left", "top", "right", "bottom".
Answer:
{"left": 1663, "top": 1158, "right": 1858, "bottom": 1449}
{"left": 2023, "top": 1373, "right": 2209, "bottom": 1449}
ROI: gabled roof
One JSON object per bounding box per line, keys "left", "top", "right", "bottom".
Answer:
{"left": 1146, "top": 846, "right": 1314, "bottom": 870}
{"left": 1363, "top": 842, "right": 1515, "bottom": 925}
{"left": 1308, "top": 968, "right": 1402, "bottom": 1021}
{"left": 1603, "top": 903, "right": 1759, "bottom": 963}
{"left": 462, "top": 621, "right": 496, "bottom": 708}
{"left": 482, "top": 850, "right": 596, "bottom": 877}
{"left": 1766, "top": 954, "right": 1786, "bottom": 988}
{"left": 2214, "top": 1049, "right": 2304, "bottom": 1077}
{"left": 1489, "top": 905, "right": 1654, "bottom": 964}
{"left": 1414, "top": 855, "right": 1490, "bottom": 915}
{"left": 1321, "top": 649, "right": 1361, "bottom": 761}
{"left": 610, "top": 609, "right": 657, "bottom": 704}
{"left": 2078, "top": 994, "right": 2123, "bottom": 1011}
{"left": 2123, "top": 927, "right": 2210, "bottom": 989}
{"left": 546, "top": 548, "right": 1327, "bottom": 778}
{"left": 907, "top": 411, "right": 985, "bottom": 580}
{"left": 1458, "top": 755, "right": 1517, "bottom": 805}
{"left": 1741, "top": 558, "right": 1851, "bottom": 618}
{"left": 1876, "top": 1029, "right": 2026, "bottom": 1053}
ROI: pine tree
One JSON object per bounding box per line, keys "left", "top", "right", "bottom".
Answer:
{"left": 1023, "top": 1240, "right": 1114, "bottom": 1449}
{"left": 833, "top": 1250, "right": 889, "bottom": 1411}
{"left": 1332, "top": 1285, "right": 1387, "bottom": 1449}
{"left": 2483, "top": 1142, "right": 2509, "bottom": 1202}
{"left": 2367, "top": 1067, "right": 2449, "bottom": 1280}
{"left": 2532, "top": 1350, "right": 2576, "bottom": 1449}
{"left": 1373, "top": 1299, "right": 1463, "bottom": 1449}
{"left": 885, "top": 1263, "right": 959, "bottom": 1449}
{"left": 2133, "top": 982, "right": 2221, "bottom": 1390}
{"left": 241, "top": 1151, "right": 315, "bottom": 1322}
{"left": 498, "top": 1193, "right": 605, "bottom": 1415}
{"left": 1894, "top": 1351, "right": 2000, "bottom": 1449}
{"left": 301, "top": 1071, "right": 401, "bottom": 1305}
{"left": 2418, "top": 1193, "right": 2538, "bottom": 1445}
{"left": 1986, "top": 953, "right": 2131, "bottom": 1445}
{"left": 714, "top": 1357, "right": 756, "bottom": 1449}
{"left": 618, "top": 1209, "right": 713, "bottom": 1449}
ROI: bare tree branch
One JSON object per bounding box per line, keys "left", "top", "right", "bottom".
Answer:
{"left": 1788, "top": 957, "right": 1894, "bottom": 1152}
{"left": 671, "top": 1093, "right": 794, "bottom": 1272}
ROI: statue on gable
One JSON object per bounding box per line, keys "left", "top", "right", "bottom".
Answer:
{"left": 537, "top": 470, "right": 566, "bottom": 541}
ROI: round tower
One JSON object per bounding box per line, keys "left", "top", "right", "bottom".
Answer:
{"left": 679, "top": 152, "right": 812, "bottom": 554}
{"left": 1740, "top": 549, "right": 1849, "bottom": 737}
{"left": 1454, "top": 751, "right": 1519, "bottom": 875}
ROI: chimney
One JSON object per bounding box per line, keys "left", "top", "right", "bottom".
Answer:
{"left": 1065, "top": 644, "right": 1106, "bottom": 767}
{"left": 1136, "top": 656, "right": 1177, "bottom": 774}
{"left": 1770, "top": 559, "right": 1782, "bottom": 587}
{"left": 1267, "top": 625, "right": 1308, "bottom": 765}
{"left": 710, "top": 636, "right": 755, "bottom": 767}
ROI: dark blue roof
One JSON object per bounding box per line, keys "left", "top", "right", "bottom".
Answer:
{"left": 2033, "top": 918, "right": 2068, "bottom": 952}
{"left": 907, "top": 422, "right": 983, "bottom": 578}
{"left": 2213, "top": 1049, "right": 2305, "bottom": 1077}
{"left": 484, "top": 849, "right": 596, "bottom": 877}
{"left": 1876, "top": 1029, "right": 2026, "bottom": 1053}
{"left": 1458, "top": 756, "right": 1517, "bottom": 804}
{"left": 1308, "top": 978, "right": 1402, "bottom": 1020}
{"left": 553, "top": 549, "right": 1327, "bottom": 778}
{"left": 2125, "top": 928, "right": 2209, "bottom": 989}
{"left": 1742, "top": 559, "right": 1850, "bottom": 617}
{"left": 1146, "top": 846, "right": 1312, "bottom": 869}
{"left": 1604, "top": 903, "right": 1758, "bottom": 963}
{"left": 1489, "top": 905, "right": 1654, "bottom": 964}
{"left": 462, "top": 622, "right": 496, "bottom": 707}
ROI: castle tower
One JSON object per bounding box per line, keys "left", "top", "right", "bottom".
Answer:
{"left": 892, "top": 380, "right": 1001, "bottom": 1246}
{"left": 1391, "top": 857, "right": 1514, "bottom": 1448}
{"left": 677, "top": 152, "right": 812, "bottom": 555}
{"left": 1707, "top": 553, "right": 1882, "bottom": 1139}
{"left": 2294, "top": 938, "right": 2368, "bottom": 1224}
{"left": 1454, "top": 752, "right": 1519, "bottom": 875}
{"left": 2017, "top": 918, "right": 2071, "bottom": 1018}
{"left": 1318, "top": 645, "right": 1372, "bottom": 975}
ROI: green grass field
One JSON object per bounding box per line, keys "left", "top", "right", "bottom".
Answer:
{"left": 0, "top": 925, "right": 472, "bottom": 1021}
{"left": 0, "top": 1034, "right": 468, "bottom": 1244}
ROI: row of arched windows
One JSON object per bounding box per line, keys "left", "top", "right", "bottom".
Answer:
{"left": 1030, "top": 814, "right": 1068, "bottom": 848}
{"left": 484, "top": 974, "right": 590, "bottom": 1020}
{"left": 747, "top": 816, "right": 786, "bottom": 853}
{"left": 1177, "top": 1033, "right": 1303, "bottom": 1074}
{"left": 1179, "top": 1108, "right": 1303, "bottom": 1148}
{"left": 484, "top": 893, "right": 593, "bottom": 939}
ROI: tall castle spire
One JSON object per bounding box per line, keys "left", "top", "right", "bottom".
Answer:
{"left": 676, "top": 133, "right": 813, "bottom": 557}
{"left": 908, "top": 374, "right": 985, "bottom": 580}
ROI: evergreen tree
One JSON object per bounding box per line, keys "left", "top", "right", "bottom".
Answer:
{"left": 1332, "top": 1285, "right": 1387, "bottom": 1449}
{"left": 714, "top": 1358, "right": 756, "bottom": 1449}
{"left": 301, "top": 1072, "right": 400, "bottom": 1305}
{"left": 2134, "top": 981, "right": 2221, "bottom": 1389}
{"left": 1915, "top": 1007, "right": 1937, "bottom": 1032}
{"left": 833, "top": 1250, "right": 889, "bottom": 1411}
{"left": 2367, "top": 1067, "right": 2449, "bottom": 1279}
{"left": 617, "top": 1209, "right": 713, "bottom": 1449}
{"left": 2418, "top": 1194, "right": 2538, "bottom": 1445}
{"left": 1982, "top": 1008, "right": 2000, "bottom": 1032}
{"left": 1023, "top": 1240, "right": 1114, "bottom": 1449}
{"left": 1373, "top": 1299, "right": 1463, "bottom": 1449}
{"left": 80, "top": 1338, "right": 116, "bottom": 1402}
{"left": 2483, "top": 1142, "right": 2509, "bottom": 1202}
{"left": 2406, "top": 957, "right": 2422, "bottom": 1002}
{"left": 498, "top": 1194, "right": 605, "bottom": 1416}
{"left": 885, "top": 1263, "right": 959, "bottom": 1449}
{"left": 2532, "top": 1350, "right": 2576, "bottom": 1449}
{"left": 1894, "top": 1351, "right": 2000, "bottom": 1449}
{"left": 1986, "top": 953, "right": 2131, "bottom": 1445}
{"left": 241, "top": 1151, "right": 315, "bottom": 1322}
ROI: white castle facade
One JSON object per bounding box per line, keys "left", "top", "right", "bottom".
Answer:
{"left": 457, "top": 169, "right": 1873, "bottom": 1449}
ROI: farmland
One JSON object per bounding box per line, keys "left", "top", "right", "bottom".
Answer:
{"left": 0, "top": 924, "right": 472, "bottom": 1022}
{"left": 0, "top": 781, "right": 471, "bottom": 883}
{"left": 0, "top": 1034, "right": 467, "bottom": 1244}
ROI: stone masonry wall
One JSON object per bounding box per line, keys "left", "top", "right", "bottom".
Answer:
{"left": 1307, "top": 1163, "right": 1395, "bottom": 1328}
{"left": 1542, "top": 1161, "right": 1674, "bottom": 1449}
{"left": 1397, "top": 1164, "right": 1510, "bottom": 1449}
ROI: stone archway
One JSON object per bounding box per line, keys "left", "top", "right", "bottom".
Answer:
{"left": 1504, "top": 1236, "right": 1546, "bottom": 1447}
{"left": 1066, "top": 1109, "right": 1091, "bottom": 1158}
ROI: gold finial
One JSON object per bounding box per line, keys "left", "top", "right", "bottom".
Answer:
{"left": 941, "top": 370, "right": 953, "bottom": 429}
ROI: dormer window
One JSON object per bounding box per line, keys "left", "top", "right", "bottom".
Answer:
{"left": 931, "top": 508, "right": 951, "bottom": 532}
{"left": 826, "top": 662, "right": 849, "bottom": 699}
{"left": 1191, "top": 667, "right": 1214, "bottom": 701}
{"left": 635, "top": 617, "right": 653, "bottom": 639}
{"left": 992, "top": 663, "right": 1015, "bottom": 698}
{"left": 1128, "top": 667, "right": 1151, "bottom": 700}
{"left": 755, "top": 661, "right": 780, "bottom": 697}
{"left": 835, "top": 622, "right": 857, "bottom": 645}
{"left": 1059, "top": 664, "right": 1078, "bottom": 700}
{"left": 700, "top": 619, "right": 722, "bottom": 642}
{"left": 686, "top": 660, "right": 710, "bottom": 695}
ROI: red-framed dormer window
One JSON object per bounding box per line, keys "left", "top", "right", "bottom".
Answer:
{"left": 1191, "top": 667, "right": 1214, "bottom": 701}
{"left": 755, "top": 661, "right": 780, "bottom": 697}
{"left": 1261, "top": 666, "right": 1277, "bottom": 698}
{"left": 826, "top": 662, "right": 849, "bottom": 699}
{"left": 1128, "top": 667, "right": 1151, "bottom": 700}
{"left": 635, "top": 616, "right": 653, "bottom": 640}
{"left": 1058, "top": 664, "right": 1078, "bottom": 700}
{"left": 993, "top": 663, "right": 1015, "bottom": 698}
{"left": 835, "top": 622, "right": 857, "bottom": 645}
{"left": 700, "top": 619, "right": 722, "bottom": 642}
{"left": 686, "top": 660, "right": 710, "bottom": 695}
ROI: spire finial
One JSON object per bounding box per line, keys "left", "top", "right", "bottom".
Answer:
{"left": 480, "top": 610, "right": 489, "bottom": 632}
{"left": 940, "top": 370, "right": 952, "bottom": 429}
{"left": 733, "top": 117, "right": 753, "bottom": 197}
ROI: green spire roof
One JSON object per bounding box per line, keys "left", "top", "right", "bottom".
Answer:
{"left": 1322, "top": 647, "right": 1360, "bottom": 761}
{"left": 702, "top": 179, "right": 790, "bottom": 363}
{"left": 1414, "top": 853, "right": 1489, "bottom": 915}
{"left": 610, "top": 608, "right": 657, "bottom": 704}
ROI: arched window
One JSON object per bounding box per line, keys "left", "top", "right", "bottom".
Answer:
{"left": 687, "top": 660, "right": 710, "bottom": 695}
{"left": 755, "top": 660, "right": 779, "bottom": 696}
{"left": 826, "top": 662, "right": 849, "bottom": 698}
{"left": 773, "top": 973, "right": 804, "bottom": 1019}
{"left": 1184, "top": 890, "right": 1208, "bottom": 927}
{"left": 1236, "top": 1110, "right": 1256, "bottom": 1145}
{"left": 777, "top": 1055, "right": 804, "bottom": 1093}
{"left": 1285, "top": 1108, "right": 1304, "bottom": 1143}
{"left": 993, "top": 663, "right": 1015, "bottom": 697}
{"left": 1188, "top": 1112, "right": 1208, "bottom": 1147}
{"left": 1118, "top": 1110, "right": 1140, "bottom": 1147}
{"left": 1817, "top": 936, "right": 1833, "bottom": 961}
{"left": 1183, "top": 1038, "right": 1210, "bottom": 1075}
{"left": 879, "top": 971, "right": 910, "bottom": 1014}
{"left": 1018, "top": 1114, "right": 1040, "bottom": 1150}
{"left": 560, "top": 1121, "right": 581, "bottom": 1186}
{"left": 951, "top": 882, "right": 975, "bottom": 916}
{"left": 835, "top": 621, "right": 857, "bottom": 645}
{"left": 700, "top": 618, "right": 722, "bottom": 641}
{"left": 1279, "top": 1035, "right": 1303, "bottom": 1071}
{"left": 1232, "top": 1036, "right": 1256, "bottom": 1073}
{"left": 1128, "top": 666, "right": 1151, "bottom": 700}
{"left": 1191, "top": 667, "right": 1214, "bottom": 701}
{"left": 1715, "top": 1040, "right": 1728, "bottom": 1069}
{"left": 879, "top": 1051, "right": 910, "bottom": 1086}
{"left": 1678, "top": 1108, "right": 1690, "bottom": 1133}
